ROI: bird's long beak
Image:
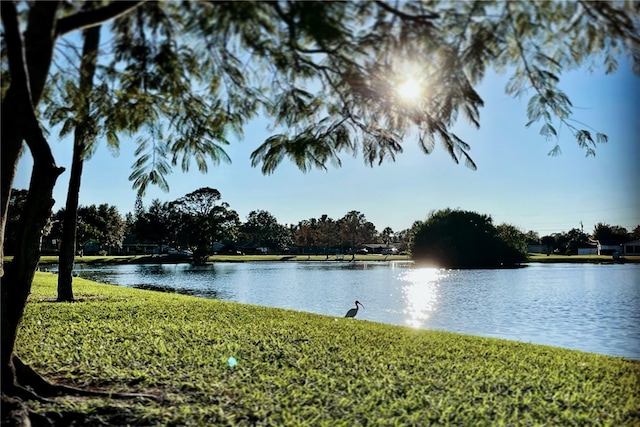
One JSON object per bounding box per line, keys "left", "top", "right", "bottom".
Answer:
{"left": 358, "top": 302, "right": 364, "bottom": 309}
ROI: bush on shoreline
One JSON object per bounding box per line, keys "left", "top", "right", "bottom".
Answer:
{"left": 412, "top": 209, "right": 528, "bottom": 268}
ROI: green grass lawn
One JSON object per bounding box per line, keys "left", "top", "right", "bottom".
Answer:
{"left": 14, "top": 272, "right": 640, "bottom": 425}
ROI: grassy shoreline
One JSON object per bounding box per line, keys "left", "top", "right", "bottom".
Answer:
{"left": 33, "top": 253, "right": 413, "bottom": 265}
{"left": 526, "top": 254, "right": 640, "bottom": 264}
{"left": 14, "top": 272, "right": 640, "bottom": 425}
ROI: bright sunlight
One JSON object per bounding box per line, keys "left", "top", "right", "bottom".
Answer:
{"left": 396, "top": 77, "right": 423, "bottom": 103}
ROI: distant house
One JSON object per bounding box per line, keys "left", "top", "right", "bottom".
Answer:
{"left": 238, "top": 243, "right": 269, "bottom": 254}
{"left": 121, "top": 234, "right": 160, "bottom": 255}
{"left": 592, "top": 239, "right": 623, "bottom": 256}
{"left": 83, "top": 241, "right": 100, "bottom": 255}
{"left": 41, "top": 237, "right": 59, "bottom": 255}
{"left": 527, "top": 244, "right": 549, "bottom": 254}
{"left": 361, "top": 243, "right": 399, "bottom": 254}
{"left": 577, "top": 242, "right": 598, "bottom": 255}
{"left": 577, "top": 247, "right": 598, "bottom": 255}
{"left": 623, "top": 239, "right": 640, "bottom": 255}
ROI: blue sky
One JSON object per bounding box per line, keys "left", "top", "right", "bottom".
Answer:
{"left": 15, "top": 59, "right": 639, "bottom": 236}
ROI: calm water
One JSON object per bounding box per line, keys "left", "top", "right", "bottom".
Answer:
{"left": 66, "top": 261, "right": 640, "bottom": 359}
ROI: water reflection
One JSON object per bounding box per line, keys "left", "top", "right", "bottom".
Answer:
{"left": 398, "top": 268, "right": 448, "bottom": 328}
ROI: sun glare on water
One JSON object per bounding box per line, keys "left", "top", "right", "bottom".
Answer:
{"left": 399, "top": 267, "right": 445, "bottom": 328}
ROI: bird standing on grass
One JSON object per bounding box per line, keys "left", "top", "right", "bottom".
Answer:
{"left": 345, "top": 300, "right": 364, "bottom": 318}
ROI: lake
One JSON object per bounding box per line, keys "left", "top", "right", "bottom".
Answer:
{"left": 64, "top": 261, "right": 640, "bottom": 359}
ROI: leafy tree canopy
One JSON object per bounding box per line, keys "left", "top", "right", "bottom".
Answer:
{"left": 240, "top": 210, "right": 292, "bottom": 250}
{"left": 51, "top": 204, "right": 125, "bottom": 250}
{"left": 136, "top": 199, "right": 173, "bottom": 247}
{"left": 411, "top": 208, "right": 527, "bottom": 268}
{"left": 548, "top": 228, "right": 592, "bottom": 255}
{"left": 11, "top": 0, "right": 637, "bottom": 198}
{"left": 171, "top": 187, "right": 240, "bottom": 251}
{"left": 592, "top": 222, "right": 629, "bottom": 244}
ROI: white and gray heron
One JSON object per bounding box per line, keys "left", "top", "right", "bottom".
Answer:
{"left": 345, "top": 300, "right": 364, "bottom": 318}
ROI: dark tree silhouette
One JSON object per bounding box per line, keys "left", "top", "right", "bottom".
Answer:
{"left": 411, "top": 209, "right": 527, "bottom": 268}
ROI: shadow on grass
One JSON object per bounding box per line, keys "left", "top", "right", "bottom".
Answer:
{"left": 132, "top": 283, "right": 221, "bottom": 299}
{"left": 31, "top": 404, "right": 158, "bottom": 426}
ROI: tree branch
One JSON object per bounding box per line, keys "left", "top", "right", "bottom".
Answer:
{"left": 373, "top": 1, "right": 439, "bottom": 22}
{"left": 505, "top": 4, "right": 542, "bottom": 94}
{"left": 0, "top": 0, "right": 33, "bottom": 104}
{"left": 56, "top": 1, "right": 148, "bottom": 37}
{"left": 577, "top": 0, "right": 640, "bottom": 46}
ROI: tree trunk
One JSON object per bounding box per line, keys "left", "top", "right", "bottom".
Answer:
{"left": 57, "top": 23, "right": 101, "bottom": 302}
{"left": 57, "top": 147, "right": 83, "bottom": 301}
{"left": 0, "top": 0, "right": 63, "bottom": 394}
{"left": 0, "top": 91, "right": 25, "bottom": 279}
{"left": 1, "top": 126, "right": 64, "bottom": 394}
{"left": 1, "top": 1, "right": 146, "bottom": 410}
{"left": 0, "top": 1, "right": 59, "bottom": 279}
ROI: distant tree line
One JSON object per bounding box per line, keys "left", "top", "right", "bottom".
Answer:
{"left": 128, "top": 188, "right": 391, "bottom": 256}
{"left": 537, "top": 223, "right": 638, "bottom": 255}
{"left": 5, "top": 187, "right": 639, "bottom": 262}
{"left": 5, "top": 187, "right": 406, "bottom": 257}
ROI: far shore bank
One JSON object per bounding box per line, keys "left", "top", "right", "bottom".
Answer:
{"left": 5, "top": 253, "right": 639, "bottom": 267}
{"left": 527, "top": 254, "right": 640, "bottom": 264}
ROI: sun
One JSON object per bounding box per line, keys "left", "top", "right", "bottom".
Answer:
{"left": 396, "top": 77, "right": 422, "bottom": 103}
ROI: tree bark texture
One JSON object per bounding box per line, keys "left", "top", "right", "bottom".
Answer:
{"left": 0, "top": 1, "right": 59, "bottom": 279}
{"left": 0, "top": 0, "right": 63, "bottom": 394}
{"left": 56, "top": 147, "right": 83, "bottom": 302}
{"left": 1, "top": 124, "right": 64, "bottom": 393}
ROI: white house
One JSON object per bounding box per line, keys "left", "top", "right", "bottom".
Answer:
{"left": 577, "top": 245, "right": 598, "bottom": 255}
